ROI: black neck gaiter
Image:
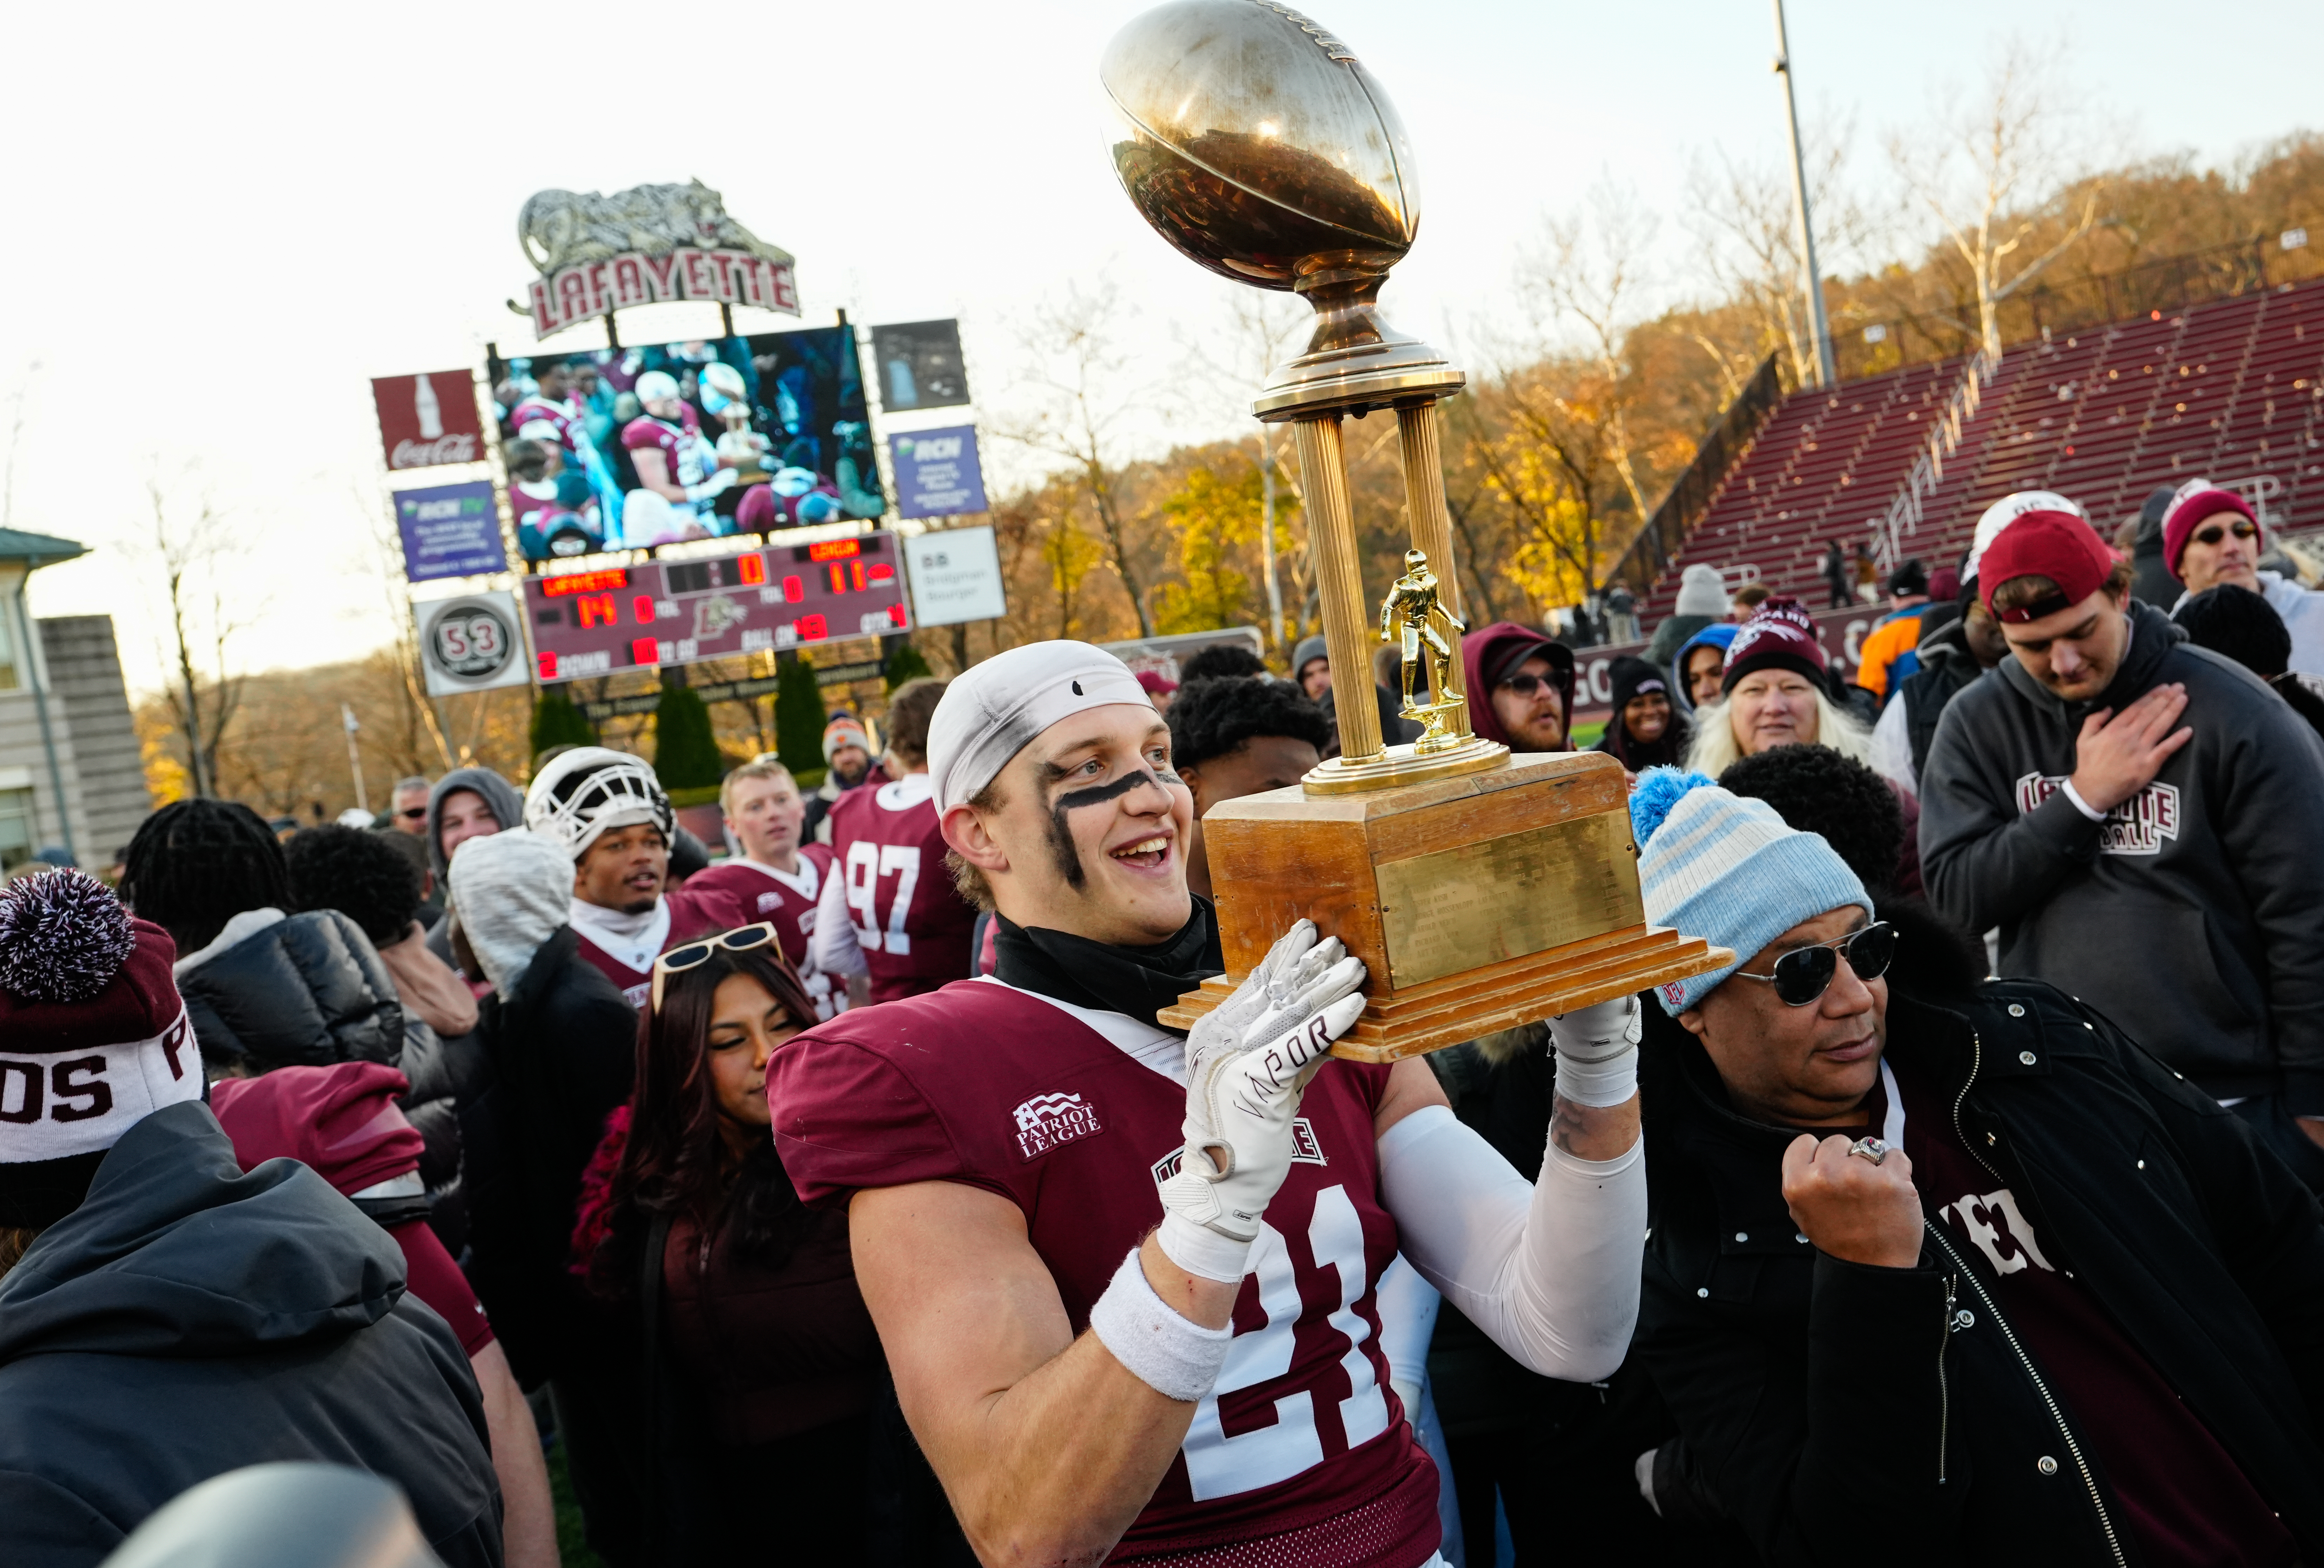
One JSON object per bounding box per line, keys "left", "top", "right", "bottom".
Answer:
{"left": 993, "top": 898, "right": 1225, "bottom": 1031}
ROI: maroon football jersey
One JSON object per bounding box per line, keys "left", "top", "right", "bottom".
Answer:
{"left": 825, "top": 781, "right": 975, "bottom": 1002}
{"left": 509, "top": 394, "right": 582, "bottom": 455}
{"left": 685, "top": 846, "right": 843, "bottom": 1020}
{"left": 620, "top": 408, "right": 709, "bottom": 487}
{"left": 769, "top": 979, "right": 1440, "bottom": 1566}
{"left": 571, "top": 884, "right": 752, "bottom": 1010}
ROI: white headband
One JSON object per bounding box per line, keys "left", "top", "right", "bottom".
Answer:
{"left": 926, "top": 640, "right": 1153, "bottom": 813}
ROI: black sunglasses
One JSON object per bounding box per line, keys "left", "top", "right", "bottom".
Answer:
{"left": 2191, "top": 520, "right": 2258, "bottom": 546}
{"left": 398, "top": 807, "right": 429, "bottom": 820}
{"left": 1498, "top": 672, "right": 1559, "bottom": 696}
{"left": 1735, "top": 922, "right": 1897, "bottom": 1006}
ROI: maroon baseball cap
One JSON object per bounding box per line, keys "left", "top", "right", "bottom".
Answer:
{"left": 1978, "top": 510, "right": 2117, "bottom": 623}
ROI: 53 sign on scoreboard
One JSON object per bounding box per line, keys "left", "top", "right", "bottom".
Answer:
{"left": 524, "top": 530, "right": 909, "bottom": 684}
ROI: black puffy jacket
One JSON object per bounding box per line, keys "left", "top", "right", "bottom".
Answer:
{"left": 1635, "top": 979, "right": 2324, "bottom": 1566}
{"left": 175, "top": 909, "right": 480, "bottom": 1253}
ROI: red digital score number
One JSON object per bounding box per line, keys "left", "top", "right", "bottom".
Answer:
{"left": 782, "top": 575, "right": 804, "bottom": 603}
{"left": 632, "top": 637, "right": 660, "bottom": 666}
{"left": 632, "top": 595, "right": 656, "bottom": 624}
{"left": 795, "top": 614, "right": 828, "bottom": 641}
{"left": 738, "top": 553, "right": 766, "bottom": 586}
{"left": 576, "top": 593, "right": 619, "bottom": 629}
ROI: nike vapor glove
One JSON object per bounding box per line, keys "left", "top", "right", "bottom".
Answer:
{"left": 1547, "top": 992, "right": 1641, "bottom": 1108}
{"left": 1158, "top": 921, "right": 1368, "bottom": 1282}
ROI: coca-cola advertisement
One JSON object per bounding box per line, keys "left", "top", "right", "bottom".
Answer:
{"left": 373, "top": 370, "right": 485, "bottom": 471}
{"left": 486, "top": 326, "right": 885, "bottom": 562}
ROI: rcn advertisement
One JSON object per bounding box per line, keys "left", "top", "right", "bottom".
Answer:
{"left": 488, "top": 327, "right": 885, "bottom": 561}
{"left": 889, "top": 426, "right": 988, "bottom": 519}
{"left": 414, "top": 590, "right": 531, "bottom": 697}
{"left": 393, "top": 480, "right": 506, "bottom": 583}
{"left": 373, "top": 370, "right": 484, "bottom": 471}
{"left": 868, "top": 319, "right": 970, "bottom": 411}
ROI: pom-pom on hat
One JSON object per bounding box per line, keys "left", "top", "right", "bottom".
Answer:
{"left": 0, "top": 870, "right": 203, "bottom": 1228}
{"left": 925, "top": 640, "right": 1150, "bottom": 813}
{"left": 1674, "top": 564, "right": 1729, "bottom": 618}
{"left": 1721, "top": 597, "right": 1827, "bottom": 694}
{"left": 2161, "top": 478, "right": 2260, "bottom": 574}
{"left": 821, "top": 713, "right": 872, "bottom": 764}
{"left": 1630, "top": 768, "right": 1872, "bottom": 1015}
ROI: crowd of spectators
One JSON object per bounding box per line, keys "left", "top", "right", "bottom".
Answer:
{"left": 5, "top": 469, "right": 2324, "bottom": 1567}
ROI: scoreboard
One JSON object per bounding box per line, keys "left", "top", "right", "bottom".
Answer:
{"left": 524, "top": 531, "right": 909, "bottom": 684}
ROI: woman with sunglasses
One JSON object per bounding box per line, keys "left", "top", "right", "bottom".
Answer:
{"left": 1626, "top": 767, "right": 2324, "bottom": 1564}
{"left": 2162, "top": 477, "right": 2324, "bottom": 677}
{"left": 573, "top": 925, "right": 909, "bottom": 1564}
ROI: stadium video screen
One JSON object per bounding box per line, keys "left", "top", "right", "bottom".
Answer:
{"left": 488, "top": 327, "right": 885, "bottom": 563}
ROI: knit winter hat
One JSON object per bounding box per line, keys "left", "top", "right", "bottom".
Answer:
{"left": 0, "top": 870, "right": 204, "bottom": 1227}
{"left": 925, "top": 640, "right": 1150, "bottom": 813}
{"left": 1630, "top": 769, "right": 1870, "bottom": 1015}
{"left": 2161, "top": 478, "right": 2260, "bottom": 574}
{"left": 1674, "top": 564, "right": 1729, "bottom": 619}
{"left": 444, "top": 828, "right": 573, "bottom": 991}
{"left": 821, "top": 714, "right": 871, "bottom": 765}
{"left": 1291, "top": 634, "right": 1329, "bottom": 680}
{"left": 1721, "top": 597, "right": 1827, "bottom": 693}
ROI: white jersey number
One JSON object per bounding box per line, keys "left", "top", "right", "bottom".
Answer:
{"left": 1181, "top": 1184, "right": 1388, "bottom": 1501}
{"left": 843, "top": 841, "right": 922, "bottom": 955}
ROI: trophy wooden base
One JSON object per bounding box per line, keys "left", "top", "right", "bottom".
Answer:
{"left": 1157, "top": 751, "right": 1733, "bottom": 1061}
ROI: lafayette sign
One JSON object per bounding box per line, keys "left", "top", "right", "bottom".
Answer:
{"left": 525, "top": 249, "right": 799, "bottom": 337}
{"left": 516, "top": 182, "right": 800, "bottom": 337}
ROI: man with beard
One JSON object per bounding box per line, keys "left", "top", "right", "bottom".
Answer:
{"left": 1463, "top": 622, "right": 1574, "bottom": 754}
{"left": 804, "top": 713, "right": 877, "bottom": 845}
{"left": 521, "top": 749, "right": 748, "bottom": 1011}
{"left": 767, "top": 640, "right": 1649, "bottom": 1567}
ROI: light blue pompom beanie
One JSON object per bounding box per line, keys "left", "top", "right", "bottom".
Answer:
{"left": 1629, "top": 768, "right": 1872, "bottom": 1015}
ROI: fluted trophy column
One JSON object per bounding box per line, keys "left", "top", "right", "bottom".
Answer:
{"left": 1290, "top": 415, "right": 1382, "bottom": 763}
{"left": 1396, "top": 403, "right": 1462, "bottom": 624}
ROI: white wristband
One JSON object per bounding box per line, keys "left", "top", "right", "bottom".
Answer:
{"left": 1156, "top": 1212, "right": 1255, "bottom": 1284}
{"left": 1088, "top": 1248, "right": 1234, "bottom": 1402}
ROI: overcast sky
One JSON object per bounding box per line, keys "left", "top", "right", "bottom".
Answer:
{"left": 9, "top": 0, "right": 2318, "bottom": 694}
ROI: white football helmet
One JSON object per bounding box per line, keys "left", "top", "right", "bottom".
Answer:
{"left": 524, "top": 747, "right": 674, "bottom": 861}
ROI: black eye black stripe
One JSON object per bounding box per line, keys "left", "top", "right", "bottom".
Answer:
{"left": 1045, "top": 768, "right": 1173, "bottom": 889}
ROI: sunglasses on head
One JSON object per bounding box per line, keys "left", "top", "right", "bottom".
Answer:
{"left": 2191, "top": 520, "right": 2258, "bottom": 547}
{"left": 649, "top": 922, "right": 779, "bottom": 1014}
{"left": 1734, "top": 921, "right": 1897, "bottom": 1006}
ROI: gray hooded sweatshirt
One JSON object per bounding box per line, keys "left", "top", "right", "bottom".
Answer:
{"left": 0, "top": 1101, "right": 502, "bottom": 1568}
{"left": 1920, "top": 599, "right": 2324, "bottom": 1111}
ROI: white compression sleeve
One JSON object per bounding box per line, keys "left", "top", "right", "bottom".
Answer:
{"left": 1372, "top": 1254, "right": 1442, "bottom": 1394}
{"left": 1377, "top": 1104, "right": 1645, "bottom": 1383}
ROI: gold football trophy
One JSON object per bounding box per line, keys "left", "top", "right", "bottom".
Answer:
{"left": 1103, "top": 0, "right": 1729, "bottom": 1058}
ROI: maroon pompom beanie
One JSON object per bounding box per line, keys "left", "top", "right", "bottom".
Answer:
{"left": 0, "top": 870, "right": 202, "bottom": 1227}
{"left": 1721, "top": 597, "right": 1827, "bottom": 694}
{"left": 2162, "top": 480, "right": 2259, "bottom": 574}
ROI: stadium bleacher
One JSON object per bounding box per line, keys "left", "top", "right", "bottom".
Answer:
{"left": 1638, "top": 276, "right": 2324, "bottom": 620}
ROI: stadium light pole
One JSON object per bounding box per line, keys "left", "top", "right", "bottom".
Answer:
{"left": 1771, "top": 0, "right": 1837, "bottom": 388}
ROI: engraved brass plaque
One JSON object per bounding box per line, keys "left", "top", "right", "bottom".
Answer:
{"left": 1375, "top": 812, "right": 1644, "bottom": 988}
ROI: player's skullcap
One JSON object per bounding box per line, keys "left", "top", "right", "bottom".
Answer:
{"left": 928, "top": 640, "right": 1152, "bottom": 813}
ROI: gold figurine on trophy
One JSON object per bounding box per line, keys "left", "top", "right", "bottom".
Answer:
{"left": 1107, "top": 0, "right": 1731, "bottom": 1059}
{"left": 1378, "top": 549, "right": 1470, "bottom": 755}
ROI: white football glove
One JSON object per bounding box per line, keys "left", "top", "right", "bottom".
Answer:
{"left": 1157, "top": 921, "right": 1368, "bottom": 1281}
{"left": 684, "top": 467, "right": 740, "bottom": 504}
{"left": 1548, "top": 993, "right": 1641, "bottom": 1108}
